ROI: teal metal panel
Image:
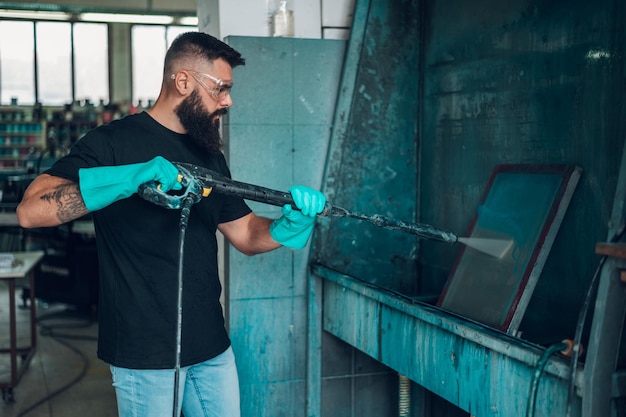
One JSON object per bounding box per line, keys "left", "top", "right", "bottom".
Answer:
{"left": 322, "top": 284, "right": 381, "bottom": 357}
{"left": 316, "top": 264, "right": 583, "bottom": 417}
{"left": 313, "top": 0, "right": 422, "bottom": 294}
{"left": 223, "top": 36, "right": 346, "bottom": 417}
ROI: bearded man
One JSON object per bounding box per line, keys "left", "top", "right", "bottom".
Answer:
{"left": 17, "top": 32, "right": 325, "bottom": 417}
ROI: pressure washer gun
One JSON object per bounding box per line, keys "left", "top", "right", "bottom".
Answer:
{"left": 138, "top": 162, "right": 461, "bottom": 243}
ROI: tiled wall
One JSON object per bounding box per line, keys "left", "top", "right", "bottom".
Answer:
{"left": 222, "top": 35, "right": 346, "bottom": 417}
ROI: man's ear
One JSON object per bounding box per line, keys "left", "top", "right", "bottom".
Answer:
{"left": 171, "top": 71, "right": 192, "bottom": 95}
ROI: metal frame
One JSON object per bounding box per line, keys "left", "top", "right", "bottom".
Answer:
{"left": 0, "top": 251, "right": 45, "bottom": 403}
{"left": 582, "top": 135, "right": 626, "bottom": 417}
{"left": 438, "top": 164, "right": 582, "bottom": 333}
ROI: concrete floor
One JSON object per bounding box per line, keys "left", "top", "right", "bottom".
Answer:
{"left": 0, "top": 281, "right": 117, "bottom": 417}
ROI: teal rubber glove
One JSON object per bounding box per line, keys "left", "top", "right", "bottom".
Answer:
{"left": 79, "top": 156, "right": 181, "bottom": 212}
{"left": 270, "top": 185, "right": 326, "bottom": 249}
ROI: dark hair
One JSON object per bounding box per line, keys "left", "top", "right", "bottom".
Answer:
{"left": 164, "top": 32, "right": 245, "bottom": 74}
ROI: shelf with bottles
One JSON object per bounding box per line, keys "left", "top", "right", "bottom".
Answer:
{"left": 0, "top": 101, "right": 43, "bottom": 123}
{"left": 0, "top": 98, "right": 153, "bottom": 162}
{"left": 0, "top": 118, "right": 46, "bottom": 169}
{"left": 46, "top": 119, "right": 97, "bottom": 152}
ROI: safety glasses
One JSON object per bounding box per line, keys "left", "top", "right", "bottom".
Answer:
{"left": 171, "top": 70, "right": 232, "bottom": 100}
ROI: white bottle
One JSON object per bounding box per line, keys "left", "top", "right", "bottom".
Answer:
{"left": 272, "top": 1, "right": 294, "bottom": 37}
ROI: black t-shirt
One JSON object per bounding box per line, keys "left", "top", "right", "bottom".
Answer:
{"left": 46, "top": 112, "right": 252, "bottom": 369}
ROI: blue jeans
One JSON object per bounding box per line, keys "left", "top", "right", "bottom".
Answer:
{"left": 110, "top": 346, "right": 240, "bottom": 417}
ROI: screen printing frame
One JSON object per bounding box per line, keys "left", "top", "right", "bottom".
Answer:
{"left": 437, "top": 164, "right": 582, "bottom": 334}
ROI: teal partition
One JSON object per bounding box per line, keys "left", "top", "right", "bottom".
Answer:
{"left": 313, "top": 0, "right": 422, "bottom": 295}
{"left": 222, "top": 36, "right": 345, "bottom": 417}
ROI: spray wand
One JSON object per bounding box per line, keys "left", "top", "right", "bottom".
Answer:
{"left": 139, "top": 162, "right": 513, "bottom": 258}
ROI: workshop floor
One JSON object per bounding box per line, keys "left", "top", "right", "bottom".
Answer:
{"left": 0, "top": 282, "right": 117, "bottom": 417}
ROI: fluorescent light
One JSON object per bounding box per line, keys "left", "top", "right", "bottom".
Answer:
{"left": 80, "top": 12, "right": 174, "bottom": 25}
{"left": 0, "top": 9, "right": 71, "bottom": 21}
{"left": 178, "top": 16, "right": 198, "bottom": 26}
{"left": 0, "top": 9, "right": 197, "bottom": 26}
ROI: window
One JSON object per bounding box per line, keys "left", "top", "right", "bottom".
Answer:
{"left": 131, "top": 25, "right": 189, "bottom": 106}
{"left": 0, "top": 20, "right": 108, "bottom": 106}
{"left": 1, "top": 17, "right": 193, "bottom": 108}
{"left": 0, "top": 21, "right": 35, "bottom": 105}
{"left": 36, "top": 21, "right": 72, "bottom": 105}
{"left": 74, "top": 23, "right": 108, "bottom": 105}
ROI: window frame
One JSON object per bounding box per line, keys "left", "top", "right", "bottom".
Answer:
{"left": 0, "top": 15, "right": 196, "bottom": 107}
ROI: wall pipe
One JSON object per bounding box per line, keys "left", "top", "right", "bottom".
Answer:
{"left": 399, "top": 373, "right": 411, "bottom": 417}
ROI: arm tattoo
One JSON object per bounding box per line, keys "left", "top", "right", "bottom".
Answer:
{"left": 40, "top": 180, "right": 89, "bottom": 223}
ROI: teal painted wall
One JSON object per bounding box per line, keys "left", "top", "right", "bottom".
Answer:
{"left": 310, "top": 0, "right": 625, "bottom": 416}
{"left": 222, "top": 36, "right": 345, "bottom": 417}
{"left": 222, "top": 0, "right": 626, "bottom": 414}
{"left": 419, "top": 0, "right": 625, "bottom": 346}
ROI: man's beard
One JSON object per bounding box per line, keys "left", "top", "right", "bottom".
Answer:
{"left": 175, "top": 89, "right": 227, "bottom": 154}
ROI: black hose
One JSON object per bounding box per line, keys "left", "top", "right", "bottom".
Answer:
{"left": 525, "top": 341, "right": 568, "bottom": 417}
{"left": 172, "top": 196, "right": 195, "bottom": 417}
